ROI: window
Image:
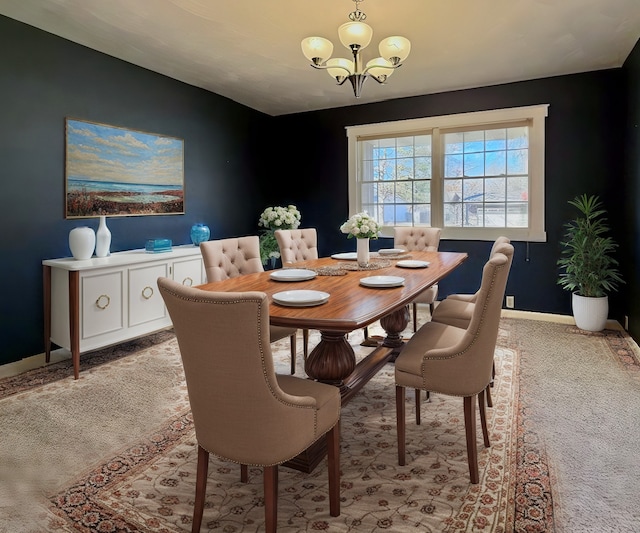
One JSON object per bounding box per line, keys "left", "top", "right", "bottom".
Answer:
{"left": 346, "top": 105, "right": 548, "bottom": 241}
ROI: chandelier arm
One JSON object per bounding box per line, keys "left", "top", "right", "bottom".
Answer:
{"left": 361, "top": 62, "right": 403, "bottom": 77}
{"left": 309, "top": 63, "right": 352, "bottom": 75}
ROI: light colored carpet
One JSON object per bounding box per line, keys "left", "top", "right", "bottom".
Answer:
{"left": 1, "top": 314, "right": 638, "bottom": 532}
{"left": 512, "top": 319, "right": 640, "bottom": 532}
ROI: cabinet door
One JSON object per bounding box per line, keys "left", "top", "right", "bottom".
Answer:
{"left": 172, "top": 257, "right": 204, "bottom": 287}
{"left": 82, "top": 270, "right": 124, "bottom": 340}
{"left": 129, "top": 263, "right": 168, "bottom": 327}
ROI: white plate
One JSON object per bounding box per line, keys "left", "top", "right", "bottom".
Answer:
{"left": 359, "top": 276, "right": 405, "bottom": 288}
{"left": 396, "top": 260, "right": 430, "bottom": 269}
{"left": 270, "top": 269, "right": 317, "bottom": 282}
{"left": 272, "top": 290, "right": 330, "bottom": 307}
{"left": 331, "top": 252, "right": 358, "bottom": 260}
{"left": 378, "top": 248, "right": 405, "bottom": 256}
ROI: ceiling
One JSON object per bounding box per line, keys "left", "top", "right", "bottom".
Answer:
{"left": 2, "top": 0, "right": 640, "bottom": 116}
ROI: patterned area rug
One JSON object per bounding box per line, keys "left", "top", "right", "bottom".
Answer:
{"left": 4, "top": 317, "right": 636, "bottom": 532}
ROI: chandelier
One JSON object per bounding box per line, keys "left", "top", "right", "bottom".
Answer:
{"left": 301, "top": 0, "right": 411, "bottom": 98}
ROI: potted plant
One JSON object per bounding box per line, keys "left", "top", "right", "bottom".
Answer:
{"left": 557, "top": 194, "right": 624, "bottom": 331}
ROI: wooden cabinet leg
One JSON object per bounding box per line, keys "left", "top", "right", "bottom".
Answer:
{"left": 43, "top": 265, "right": 52, "bottom": 363}
{"left": 69, "top": 270, "right": 80, "bottom": 379}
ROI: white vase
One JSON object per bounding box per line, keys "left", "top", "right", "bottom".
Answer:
{"left": 572, "top": 293, "right": 608, "bottom": 332}
{"left": 357, "top": 237, "right": 370, "bottom": 267}
{"left": 95, "top": 216, "right": 111, "bottom": 257}
{"left": 69, "top": 226, "right": 96, "bottom": 260}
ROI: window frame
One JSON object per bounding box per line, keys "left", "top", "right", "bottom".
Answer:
{"left": 346, "top": 104, "right": 549, "bottom": 242}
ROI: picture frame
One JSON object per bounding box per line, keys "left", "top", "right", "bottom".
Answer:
{"left": 65, "top": 118, "right": 184, "bottom": 218}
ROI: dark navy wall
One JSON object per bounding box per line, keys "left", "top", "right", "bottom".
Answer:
{"left": 623, "top": 39, "right": 640, "bottom": 341}
{"left": 268, "top": 71, "right": 627, "bottom": 319}
{"left": 0, "top": 15, "right": 268, "bottom": 366}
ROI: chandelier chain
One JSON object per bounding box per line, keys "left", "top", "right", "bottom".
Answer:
{"left": 349, "top": 0, "right": 366, "bottom": 22}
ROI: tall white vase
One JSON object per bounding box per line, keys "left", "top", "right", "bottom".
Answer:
{"left": 95, "top": 216, "right": 112, "bottom": 258}
{"left": 572, "top": 293, "right": 608, "bottom": 331}
{"left": 357, "top": 237, "right": 370, "bottom": 267}
{"left": 69, "top": 227, "right": 96, "bottom": 260}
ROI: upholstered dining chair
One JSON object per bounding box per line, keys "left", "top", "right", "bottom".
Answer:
{"left": 430, "top": 237, "right": 512, "bottom": 407}
{"left": 200, "top": 236, "right": 299, "bottom": 374}
{"left": 274, "top": 228, "right": 319, "bottom": 358}
{"left": 394, "top": 227, "right": 442, "bottom": 332}
{"left": 394, "top": 243, "right": 514, "bottom": 484}
{"left": 158, "top": 278, "right": 341, "bottom": 533}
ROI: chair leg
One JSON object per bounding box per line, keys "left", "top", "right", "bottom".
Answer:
{"left": 363, "top": 326, "right": 369, "bottom": 340}
{"left": 192, "top": 445, "right": 209, "bottom": 533}
{"left": 240, "top": 464, "right": 248, "bottom": 483}
{"left": 485, "top": 383, "right": 493, "bottom": 408}
{"left": 396, "top": 385, "right": 406, "bottom": 466}
{"left": 429, "top": 302, "right": 435, "bottom": 317}
{"left": 412, "top": 302, "right": 418, "bottom": 332}
{"left": 478, "top": 391, "right": 491, "bottom": 448}
{"left": 263, "top": 465, "right": 278, "bottom": 533}
{"left": 303, "top": 329, "right": 309, "bottom": 360}
{"left": 289, "top": 334, "right": 296, "bottom": 375}
{"left": 490, "top": 360, "right": 496, "bottom": 387}
{"left": 463, "top": 396, "right": 479, "bottom": 484}
{"left": 414, "top": 389, "right": 430, "bottom": 424}
{"left": 326, "top": 423, "right": 341, "bottom": 517}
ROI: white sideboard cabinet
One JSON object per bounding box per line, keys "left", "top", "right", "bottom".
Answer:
{"left": 43, "top": 245, "right": 204, "bottom": 379}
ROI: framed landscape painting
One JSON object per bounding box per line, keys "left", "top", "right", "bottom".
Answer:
{"left": 65, "top": 118, "right": 184, "bottom": 218}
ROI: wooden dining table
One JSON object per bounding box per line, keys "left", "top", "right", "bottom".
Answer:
{"left": 197, "top": 249, "right": 466, "bottom": 472}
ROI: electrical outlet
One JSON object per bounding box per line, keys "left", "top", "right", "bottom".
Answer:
{"left": 505, "top": 295, "right": 515, "bottom": 309}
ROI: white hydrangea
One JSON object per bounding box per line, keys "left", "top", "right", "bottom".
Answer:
{"left": 340, "top": 212, "right": 380, "bottom": 239}
{"left": 258, "top": 204, "right": 301, "bottom": 230}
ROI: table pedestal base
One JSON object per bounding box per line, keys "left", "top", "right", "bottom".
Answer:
{"left": 284, "top": 305, "right": 410, "bottom": 473}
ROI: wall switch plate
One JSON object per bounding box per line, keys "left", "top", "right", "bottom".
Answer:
{"left": 506, "top": 295, "right": 515, "bottom": 308}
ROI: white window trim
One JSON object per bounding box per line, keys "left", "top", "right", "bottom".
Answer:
{"left": 346, "top": 104, "right": 549, "bottom": 242}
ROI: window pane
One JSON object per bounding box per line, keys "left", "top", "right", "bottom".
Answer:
{"left": 507, "top": 202, "right": 528, "bottom": 227}
{"left": 485, "top": 129, "right": 507, "bottom": 151}
{"left": 464, "top": 130, "right": 484, "bottom": 153}
{"left": 464, "top": 153, "right": 484, "bottom": 176}
{"left": 507, "top": 149, "right": 528, "bottom": 174}
{"left": 507, "top": 176, "right": 528, "bottom": 201}
{"left": 415, "top": 135, "right": 431, "bottom": 156}
{"left": 463, "top": 203, "right": 484, "bottom": 227}
{"left": 397, "top": 157, "right": 414, "bottom": 180}
{"left": 395, "top": 204, "right": 413, "bottom": 223}
{"left": 396, "top": 181, "right": 412, "bottom": 201}
{"left": 444, "top": 203, "right": 462, "bottom": 226}
{"left": 507, "top": 127, "right": 529, "bottom": 149}
{"left": 414, "top": 180, "right": 430, "bottom": 203}
{"left": 397, "top": 137, "right": 414, "bottom": 157}
{"left": 445, "top": 154, "right": 463, "bottom": 177}
{"left": 485, "top": 178, "right": 506, "bottom": 201}
{"left": 463, "top": 178, "right": 484, "bottom": 202}
{"left": 415, "top": 157, "right": 431, "bottom": 179}
{"left": 413, "top": 204, "right": 431, "bottom": 225}
{"left": 444, "top": 132, "right": 463, "bottom": 154}
{"left": 485, "top": 151, "right": 506, "bottom": 176}
{"left": 483, "top": 203, "right": 506, "bottom": 227}
{"left": 444, "top": 179, "right": 462, "bottom": 202}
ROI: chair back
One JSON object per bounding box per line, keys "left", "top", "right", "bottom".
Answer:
{"left": 275, "top": 228, "right": 319, "bottom": 264}
{"left": 200, "top": 236, "right": 263, "bottom": 282}
{"left": 394, "top": 227, "right": 442, "bottom": 251}
{"left": 158, "top": 278, "right": 331, "bottom": 465}
{"left": 422, "top": 243, "right": 514, "bottom": 395}
{"left": 489, "top": 236, "right": 511, "bottom": 258}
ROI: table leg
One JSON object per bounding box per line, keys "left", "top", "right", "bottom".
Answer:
{"left": 380, "top": 304, "right": 411, "bottom": 348}
{"left": 304, "top": 331, "right": 355, "bottom": 389}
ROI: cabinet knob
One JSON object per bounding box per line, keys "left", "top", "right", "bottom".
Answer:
{"left": 182, "top": 277, "right": 194, "bottom": 287}
{"left": 96, "top": 294, "right": 111, "bottom": 310}
{"left": 142, "top": 286, "right": 154, "bottom": 300}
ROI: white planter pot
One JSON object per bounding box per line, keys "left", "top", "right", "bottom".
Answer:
{"left": 69, "top": 226, "right": 96, "bottom": 260}
{"left": 572, "top": 293, "right": 608, "bottom": 332}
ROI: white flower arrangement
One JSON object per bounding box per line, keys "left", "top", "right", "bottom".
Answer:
{"left": 340, "top": 212, "right": 380, "bottom": 239}
{"left": 258, "top": 205, "right": 301, "bottom": 231}
{"left": 258, "top": 205, "right": 302, "bottom": 264}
